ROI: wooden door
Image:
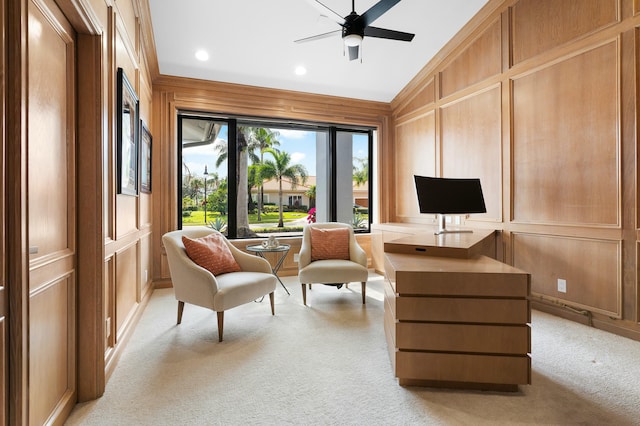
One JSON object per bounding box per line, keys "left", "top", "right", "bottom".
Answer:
{"left": 1, "top": 0, "right": 6, "bottom": 422}
{"left": 27, "top": 0, "right": 77, "bottom": 423}
{"left": 0, "top": 0, "right": 9, "bottom": 420}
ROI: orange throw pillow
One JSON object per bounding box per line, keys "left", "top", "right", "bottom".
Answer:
{"left": 182, "top": 233, "right": 241, "bottom": 276}
{"left": 310, "top": 227, "right": 350, "bottom": 261}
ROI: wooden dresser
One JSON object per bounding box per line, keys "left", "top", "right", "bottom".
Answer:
{"left": 383, "top": 232, "right": 531, "bottom": 391}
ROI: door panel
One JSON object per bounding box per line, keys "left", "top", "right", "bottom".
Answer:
{"left": 27, "top": 0, "right": 76, "bottom": 424}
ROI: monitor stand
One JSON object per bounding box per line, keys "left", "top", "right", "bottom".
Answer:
{"left": 435, "top": 213, "right": 473, "bottom": 235}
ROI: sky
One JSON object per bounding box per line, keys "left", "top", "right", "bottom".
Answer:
{"left": 182, "top": 125, "right": 368, "bottom": 181}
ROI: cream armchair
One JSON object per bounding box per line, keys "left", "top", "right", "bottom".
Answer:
{"left": 162, "top": 227, "right": 277, "bottom": 341}
{"left": 298, "top": 222, "right": 368, "bottom": 306}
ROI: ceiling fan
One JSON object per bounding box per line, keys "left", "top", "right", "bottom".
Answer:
{"left": 295, "top": 0, "right": 415, "bottom": 61}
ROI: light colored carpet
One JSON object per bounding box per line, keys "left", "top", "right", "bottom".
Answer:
{"left": 66, "top": 273, "right": 640, "bottom": 425}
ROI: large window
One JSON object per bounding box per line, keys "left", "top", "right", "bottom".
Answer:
{"left": 178, "top": 114, "right": 373, "bottom": 238}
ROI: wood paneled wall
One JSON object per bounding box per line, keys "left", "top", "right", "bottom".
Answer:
{"left": 390, "top": 0, "right": 640, "bottom": 339}
{"left": 4, "top": 0, "right": 158, "bottom": 422}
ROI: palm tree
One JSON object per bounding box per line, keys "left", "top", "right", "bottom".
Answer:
{"left": 250, "top": 128, "right": 281, "bottom": 222}
{"left": 189, "top": 177, "right": 203, "bottom": 206}
{"left": 213, "top": 127, "right": 257, "bottom": 237}
{"left": 304, "top": 185, "right": 316, "bottom": 209}
{"left": 353, "top": 157, "right": 368, "bottom": 187}
{"left": 261, "top": 148, "right": 308, "bottom": 227}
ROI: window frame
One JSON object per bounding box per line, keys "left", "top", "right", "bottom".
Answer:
{"left": 178, "top": 112, "right": 374, "bottom": 238}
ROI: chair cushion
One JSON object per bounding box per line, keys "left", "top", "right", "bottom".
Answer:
{"left": 299, "top": 259, "right": 368, "bottom": 284}
{"left": 310, "top": 227, "right": 350, "bottom": 261}
{"left": 213, "top": 272, "right": 277, "bottom": 311}
{"left": 182, "top": 233, "right": 241, "bottom": 276}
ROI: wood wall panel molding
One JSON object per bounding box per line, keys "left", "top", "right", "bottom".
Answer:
{"left": 440, "top": 18, "right": 502, "bottom": 99}
{"left": 377, "top": 114, "right": 393, "bottom": 223}
{"left": 619, "top": 27, "right": 637, "bottom": 322}
{"left": 393, "top": 77, "right": 435, "bottom": 119}
{"left": 114, "top": 243, "right": 138, "bottom": 340}
{"left": 392, "top": 0, "right": 508, "bottom": 108}
{"left": 440, "top": 85, "right": 503, "bottom": 222}
{"left": 134, "top": 0, "right": 159, "bottom": 79}
{"left": 56, "top": 0, "right": 104, "bottom": 34}
{"left": 512, "top": 41, "right": 620, "bottom": 226}
{"left": 512, "top": 232, "right": 621, "bottom": 318}
{"left": 104, "top": 256, "right": 114, "bottom": 354}
{"left": 394, "top": 112, "right": 436, "bottom": 219}
{"left": 139, "top": 233, "right": 152, "bottom": 298}
{"left": 111, "top": 0, "right": 136, "bottom": 49}
{"left": 510, "top": 0, "right": 619, "bottom": 65}
{"left": 154, "top": 75, "right": 390, "bottom": 127}
{"left": 28, "top": 276, "right": 76, "bottom": 425}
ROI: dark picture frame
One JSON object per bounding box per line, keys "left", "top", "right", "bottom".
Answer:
{"left": 140, "top": 121, "right": 152, "bottom": 193}
{"left": 116, "top": 67, "right": 139, "bottom": 196}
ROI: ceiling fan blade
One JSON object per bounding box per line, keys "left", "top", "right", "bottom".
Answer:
{"left": 359, "top": 0, "right": 401, "bottom": 28}
{"left": 294, "top": 29, "right": 342, "bottom": 43}
{"left": 364, "top": 26, "right": 414, "bottom": 42}
{"left": 305, "top": 0, "right": 345, "bottom": 25}
{"left": 347, "top": 45, "right": 360, "bottom": 61}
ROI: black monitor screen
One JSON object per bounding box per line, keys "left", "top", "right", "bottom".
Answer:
{"left": 414, "top": 175, "right": 487, "bottom": 214}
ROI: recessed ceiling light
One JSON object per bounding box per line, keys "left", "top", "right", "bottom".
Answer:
{"left": 295, "top": 65, "right": 307, "bottom": 76}
{"left": 195, "top": 49, "right": 209, "bottom": 61}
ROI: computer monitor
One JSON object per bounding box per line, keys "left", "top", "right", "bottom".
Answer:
{"left": 414, "top": 175, "right": 487, "bottom": 235}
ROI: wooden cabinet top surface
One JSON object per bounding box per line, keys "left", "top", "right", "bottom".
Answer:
{"left": 384, "top": 229, "right": 495, "bottom": 258}
{"left": 385, "top": 253, "right": 528, "bottom": 275}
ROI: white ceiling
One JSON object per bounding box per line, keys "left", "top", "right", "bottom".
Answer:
{"left": 148, "top": 0, "right": 489, "bottom": 103}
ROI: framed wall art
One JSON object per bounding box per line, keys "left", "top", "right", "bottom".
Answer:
{"left": 116, "top": 67, "right": 139, "bottom": 196}
{"left": 140, "top": 121, "right": 152, "bottom": 193}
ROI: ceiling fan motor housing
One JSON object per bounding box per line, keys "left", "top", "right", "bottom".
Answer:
{"left": 342, "top": 12, "right": 364, "bottom": 39}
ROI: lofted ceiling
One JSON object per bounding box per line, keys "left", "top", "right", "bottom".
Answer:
{"left": 148, "top": 0, "right": 489, "bottom": 103}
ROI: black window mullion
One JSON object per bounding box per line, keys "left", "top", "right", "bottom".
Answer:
{"left": 227, "top": 119, "right": 238, "bottom": 238}
{"left": 367, "top": 130, "right": 373, "bottom": 229}
{"left": 329, "top": 126, "right": 337, "bottom": 222}
{"left": 177, "top": 115, "right": 184, "bottom": 229}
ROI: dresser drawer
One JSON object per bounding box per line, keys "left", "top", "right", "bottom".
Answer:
{"left": 396, "top": 297, "right": 530, "bottom": 323}
{"left": 396, "top": 351, "right": 531, "bottom": 385}
{"left": 396, "top": 323, "right": 530, "bottom": 354}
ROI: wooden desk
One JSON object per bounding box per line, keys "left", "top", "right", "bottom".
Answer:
{"left": 384, "top": 250, "right": 531, "bottom": 391}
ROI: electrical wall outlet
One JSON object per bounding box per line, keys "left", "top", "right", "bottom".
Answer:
{"left": 144, "top": 269, "right": 148, "bottom": 283}
{"left": 293, "top": 253, "right": 300, "bottom": 262}
{"left": 557, "top": 278, "right": 567, "bottom": 293}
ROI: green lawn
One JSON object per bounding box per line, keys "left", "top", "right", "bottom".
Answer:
{"left": 182, "top": 210, "right": 307, "bottom": 226}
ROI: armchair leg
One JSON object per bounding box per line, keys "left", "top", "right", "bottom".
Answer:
{"left": 177, "top": 301, "right": 185, "bottom": 324}
{"left": 217, "top": 311, "right": 224, "bottom": 342}
{"left": 301, "top": 283, "right": 307, "bottom": 306}
{"left": 269, "top": 292, "right": 275, "bottom": 315}
{"left": 361, "top": 282, "right": 366, "bottom": 304}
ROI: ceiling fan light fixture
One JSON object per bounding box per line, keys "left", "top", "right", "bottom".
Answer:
{"left": 343, "top": 33, "right": 362, "bottom": 47}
